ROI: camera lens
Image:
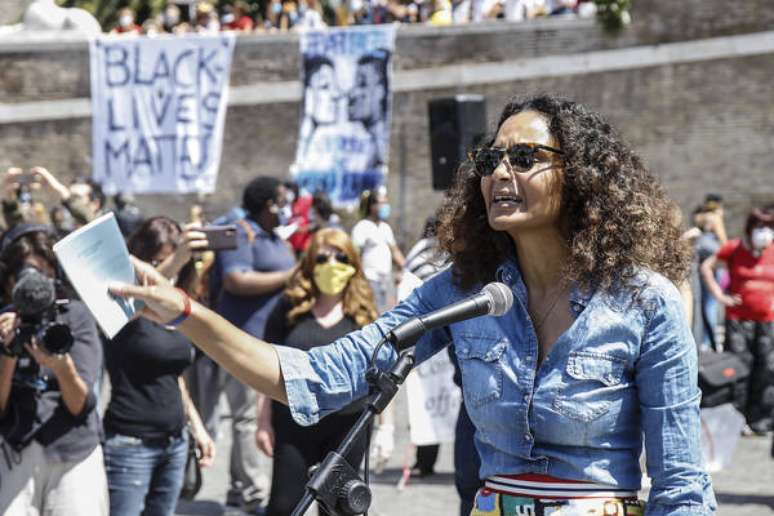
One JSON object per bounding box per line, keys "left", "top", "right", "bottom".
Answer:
{"left": 41, "top": 324, "right": 74, "bottom": 355}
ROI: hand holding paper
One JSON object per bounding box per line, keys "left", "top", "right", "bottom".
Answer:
{"left": 109, "top": 256, "right": 188, "bottom": 326}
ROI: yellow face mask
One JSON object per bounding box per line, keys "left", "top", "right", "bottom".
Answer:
{"left": 313, "top": 261, "right": 356, "bottom": 296}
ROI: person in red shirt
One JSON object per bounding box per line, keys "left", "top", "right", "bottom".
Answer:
{"left": 701, "top": 207, "right": 774, "bottom": 433}
{"left": 221, "top": 1, "right": 256, "bottom": 32}
{"left": 283, "top": 183, "right": 314, "bottom": 255}
{"left": 111, "top": 7, "right": 141, "bottom": 34}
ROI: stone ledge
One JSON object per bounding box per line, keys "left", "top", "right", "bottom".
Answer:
{"left": 3, "top": 30, "right": 773, "bottom": 123}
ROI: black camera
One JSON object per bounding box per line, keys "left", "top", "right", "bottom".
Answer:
{"left": 4, "top": 306, "right": 73, "bottom": 358}
{"left": 1, "top": 268, "right": 73, "bottom": 358}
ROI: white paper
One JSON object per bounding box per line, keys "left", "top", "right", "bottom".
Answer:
{"left": 53, "top": 212, "right": 137, "bottom": 338}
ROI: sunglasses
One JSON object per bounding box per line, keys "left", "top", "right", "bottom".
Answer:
{"left": 469, "top": 143, "right": 564, "bottom": 177}
{"left": 315, "top": 252, "right": 350, "bottom": 265}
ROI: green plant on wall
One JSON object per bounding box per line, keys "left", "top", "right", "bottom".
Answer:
{"left": 593, "top": 0, "right": 632, "bottom": 32}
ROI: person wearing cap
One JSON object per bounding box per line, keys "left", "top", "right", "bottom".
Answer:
{"left": 0, "top": 225, "right": 107, "bottom": 515}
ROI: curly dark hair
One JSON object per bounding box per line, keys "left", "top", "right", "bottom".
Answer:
{"left": 437, "top": 94, "right": 692, "bottom": 294}
{"left": 0, "top": 230, "right": 58, "bottom": 302}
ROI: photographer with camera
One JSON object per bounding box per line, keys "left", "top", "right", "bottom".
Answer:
{"left": 0, "top": 224, "right": 107, "bottom": 515}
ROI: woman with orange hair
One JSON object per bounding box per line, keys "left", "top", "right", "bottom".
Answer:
{"left": 255, "top": 228, "right": 377, "bottom": 515}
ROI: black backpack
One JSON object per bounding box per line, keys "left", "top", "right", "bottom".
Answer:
{"left": 697, "top": 350, "right": 749, "bottom": 409}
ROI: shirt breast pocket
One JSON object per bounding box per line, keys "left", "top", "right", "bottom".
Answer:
{"left": 456, "top": 334, "right": 507, "bottom": 408}
{"left": 553, "top": 351, "right": 626, "bottom": 422}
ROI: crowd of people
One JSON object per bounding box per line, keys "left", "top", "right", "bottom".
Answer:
{"left": 685, "top": 195, "right": 774, "bottom": 436}
{"left": 107, "top": 0, "right": 599, "bottom": 36}
{"left": 0, "top": 97, "right": 773, "bottom": 516}
{"left": 0, "top": 164, "right": 415, "bottom": 515}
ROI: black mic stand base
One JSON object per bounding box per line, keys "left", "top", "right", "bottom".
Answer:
{"left": 291, "top": 344, "right": 417, "bottom": 516}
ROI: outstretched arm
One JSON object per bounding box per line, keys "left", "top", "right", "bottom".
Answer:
{"left": 110, "top": 257, "right": 289, "bottom": 404}
{"left": 112, "top": 257, "right": 452, "bottom": 427}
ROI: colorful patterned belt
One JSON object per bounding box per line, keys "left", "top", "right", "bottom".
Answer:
{"left": 483, "top": 473, "right": 638, "bottom": 500}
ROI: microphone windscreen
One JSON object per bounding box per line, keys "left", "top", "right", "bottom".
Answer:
{"left": 483, "top": 282, "right": 513, "bottom": 316}
{"left": 12, "top": 267, "right": 56, "bottom": 318}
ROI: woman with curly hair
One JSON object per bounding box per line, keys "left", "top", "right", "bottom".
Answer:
{"left": 256, "top": 228, "right": 376, "bottom": 515}
{"left": 110, "top": 94, "right": 716, "bottom": 515}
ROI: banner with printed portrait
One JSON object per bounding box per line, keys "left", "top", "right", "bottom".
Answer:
{"left": 293, "top": 25, "right": 397, "bottom": 207}
{"left": 89, "top": 34, "right": 235, "bottom": 194}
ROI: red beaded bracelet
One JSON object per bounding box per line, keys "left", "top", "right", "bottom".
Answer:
{"left": 166, "top": 288, "right": 192, "bottom": 328}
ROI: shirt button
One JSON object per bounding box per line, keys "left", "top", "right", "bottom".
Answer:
{"left": 524, "top": 433, "right": 533, "bottom": 441}
{"left": 523, "top": 394, "right": 531, "bottom": 403}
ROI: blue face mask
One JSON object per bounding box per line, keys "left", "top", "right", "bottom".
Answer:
{"left": 378, "top": 204, "right": 391, "bottom": 221}
{"left": 272, "top": 2, "right": 282, "bottom": 14}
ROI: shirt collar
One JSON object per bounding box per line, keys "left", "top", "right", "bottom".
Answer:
{"left": 243, "top": 216, "right": 274, "bottom": 240}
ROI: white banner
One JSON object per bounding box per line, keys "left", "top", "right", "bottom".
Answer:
{"left": 89, "top": 34, "right": 235, "bottom": 194}
{"left": 293, "top": 25, "right": 396, "bottom": 207}
{"left": 399, "top": 271, "right": 462, "bottom": 446}
{"left": 406, "top": 349, "right": 462, "bottom": 446}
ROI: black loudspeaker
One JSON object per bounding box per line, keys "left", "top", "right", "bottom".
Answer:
{"left": 428, "top": 95, "right": 487, "bottom": 191}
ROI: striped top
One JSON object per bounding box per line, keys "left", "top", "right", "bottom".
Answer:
{"left": 484, "top": 473, "right": 638, "bottom": 500}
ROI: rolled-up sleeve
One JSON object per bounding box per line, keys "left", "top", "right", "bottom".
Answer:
{"left": 276, "top": 269, "right": 456, "bottom": 426}
{"left": 637, "top": 287, "right": 717, "bottom": 515}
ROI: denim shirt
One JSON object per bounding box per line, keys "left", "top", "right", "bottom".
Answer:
{"left": 276, "top": 260, "right": 717, "bottom": 515}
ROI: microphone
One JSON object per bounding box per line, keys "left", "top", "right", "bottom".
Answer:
{"left": 388, "top": 282, "right": 513, "bottom": 349}
{"left": 12, "top": 267, "right": 56, "bottom": 318}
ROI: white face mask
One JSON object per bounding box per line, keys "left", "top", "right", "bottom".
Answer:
{"left": 119, "top": 15, "right": 133, "bottom": 27}
{"left": 751, "top": 227, "right": 774, "bottom": 250}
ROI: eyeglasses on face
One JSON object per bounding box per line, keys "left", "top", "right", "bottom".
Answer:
{"left": 315, "top": 252, "right": 350, "bottom": 265}
{"left": 469, "top": 143, "right": 564, "bottom": 177}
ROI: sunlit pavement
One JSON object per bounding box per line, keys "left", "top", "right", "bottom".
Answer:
{"left": 176, "top": 390, "right": 774, "bottom": 516}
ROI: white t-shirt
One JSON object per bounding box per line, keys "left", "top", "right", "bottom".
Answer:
{"left": 351, "top": 219, "right": 396, "bottom": 280}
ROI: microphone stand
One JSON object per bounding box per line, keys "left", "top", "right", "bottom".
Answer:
{"left": 290, "top": 319, "right": 427, "bottom": 516}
